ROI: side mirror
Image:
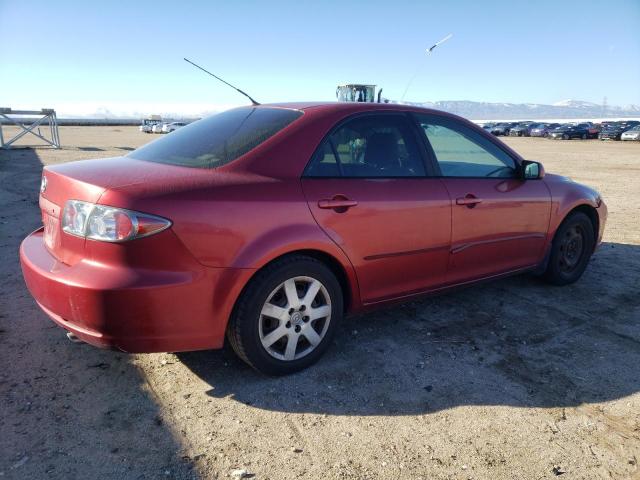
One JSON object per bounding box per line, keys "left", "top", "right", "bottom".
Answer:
{"left": 521, "top": 160, "right": 545, "bottom": 180}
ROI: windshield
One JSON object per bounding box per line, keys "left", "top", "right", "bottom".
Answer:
{"left": 129, "top": 107, "right": 303, "bottom": 168}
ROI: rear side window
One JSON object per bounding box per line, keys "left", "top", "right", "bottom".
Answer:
{"left": 305, "top": 114, "right": 426, "bottom": 178}
{"left": 129, "top": 107, "right": 302, "bottom": 168}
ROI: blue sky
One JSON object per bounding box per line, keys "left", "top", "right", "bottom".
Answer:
{"left": 1, "top": 0, "right": 639, "bottom": 116}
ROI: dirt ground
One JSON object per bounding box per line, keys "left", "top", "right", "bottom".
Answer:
{"left": 1, "top": 126, "right": 639, "bottom": 480}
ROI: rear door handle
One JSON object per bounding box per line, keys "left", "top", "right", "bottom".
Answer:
{"left": 456, "top": 194, "right": 483, "bottom": 208}
{"left": 318, "top": 196, "right": 358, "bottom": 211}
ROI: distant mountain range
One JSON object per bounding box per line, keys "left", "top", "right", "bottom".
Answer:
{"left": 401, "top": 99, "right": 640, "bottom": 120}
{"left": 8, "top": 99, "right": 637, "bottom": 122}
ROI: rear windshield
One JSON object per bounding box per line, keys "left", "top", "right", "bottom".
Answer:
{"left": 128, "top": 107, "right": 303, "bottom": 168}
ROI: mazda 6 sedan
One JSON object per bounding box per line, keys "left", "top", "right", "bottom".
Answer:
{"left": 20, "top": 102, "right": 607, "bottom": 375}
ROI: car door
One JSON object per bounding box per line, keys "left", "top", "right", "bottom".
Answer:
{"left": 301, "top": 113, "right": 452, "bottom": 304}
{"left": 414, "top": 114, "right": 551, "bottom": 285}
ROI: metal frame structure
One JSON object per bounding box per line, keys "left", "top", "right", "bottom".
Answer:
{"left": 0, "top": 108, "right": 61, "bottom": 149}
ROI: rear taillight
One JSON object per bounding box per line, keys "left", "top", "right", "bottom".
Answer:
{"left": 61, "top": 200, "right": 171, "bottom": 242}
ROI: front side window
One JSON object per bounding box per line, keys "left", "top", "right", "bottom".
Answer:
{"left": 416, "top": 115, "right": 517, "bottom": 178}
{"left": 305, "top": 115, "right": 426, "bottom": 178}
{"left": 129, "top": 107, "right": 302, "bottom": 169}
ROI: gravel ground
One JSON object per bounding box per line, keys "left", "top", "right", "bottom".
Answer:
{"left": 1, "top": 126, "right": 638, "bottom": 480}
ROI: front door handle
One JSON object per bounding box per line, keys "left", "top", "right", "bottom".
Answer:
{"left": 456, "top": 194, "right": 483, "bottom": 208}
{"left": 318, "top": 195, "right": 358, "bottom": 212}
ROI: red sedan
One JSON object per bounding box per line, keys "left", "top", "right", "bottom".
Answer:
{"left": 20, "top": 102, "right": 607, "bottom": 374}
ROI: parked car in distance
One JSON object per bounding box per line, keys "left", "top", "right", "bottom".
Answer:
{"left": 574, "top": 122, "right": 600, "bottom": 139}
{"left": 530, "top": 123, "right": 561, "bottom": 137}
{"left": 621, "top": 125, "right": 640, "bottom": 141}
{"left": 548, "top": 123, "right": 590, "bottom": 140}
{"left": 139, "top": 115, "right": 163, "bottom": 133}
{"left": 162, "top": 122, "right": 188, "bottom": 133}
{"left": 509, "top": 122, "right": 535, "bottom": 137}
{"left": 584, "top": 123, "right": 601, "bottom": 139}
{"left": 20, "top": 102, "right": 607, "bottom": 375}
{"left": 151, "top": 123, "right": 167, "bottom": 134}
{"left": 599, "top": 122, "right": 621, "bottom": 140}
{"left": 139, "top": 123, "right": 158, "bottom": 133}
{"left": 490, "top": 122, "right": 518, "bottom": 136}
{"left": 600, "top": 121, "right": 640, "bottom": 140}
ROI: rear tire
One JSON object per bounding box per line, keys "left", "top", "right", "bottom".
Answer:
{"left": 543, "top": 212, "right": 595, "bottom": 285}
{"left": 562, "top": 134, "right": 569, "bottom": 140}
{"left": 227, "top": 255, "right": 343, "bottom": 375}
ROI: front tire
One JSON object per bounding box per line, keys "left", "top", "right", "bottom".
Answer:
{"left": 543, "top": 212, "right": 595, "bottom": 285}
{"left": 227, "top": 255, "right": 343, "bottom": 375}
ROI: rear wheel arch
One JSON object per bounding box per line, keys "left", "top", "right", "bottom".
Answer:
{"left": 232, "top": 249, "right": 356, "bottom": 317}
{"left": 292, "top": 249, "right": 354, "bottom": 312}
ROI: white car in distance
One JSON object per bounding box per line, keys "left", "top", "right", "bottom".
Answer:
{"left": 621, "top": 125, "right": 640, "bottom": 141}
{"left": 151, "top": 123, "right": 167, "bottom": 134}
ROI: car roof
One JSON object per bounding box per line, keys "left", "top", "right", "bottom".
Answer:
{"left": 257, "top": 101, "right": 459, "bottom": 117}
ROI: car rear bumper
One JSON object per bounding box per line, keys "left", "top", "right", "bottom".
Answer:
{"left": 20, "top": 228, "right": 252, "bottom": 353}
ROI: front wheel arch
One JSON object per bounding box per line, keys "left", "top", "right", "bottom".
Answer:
{"left": 535, "top": 203, "right": 599, "bottom": 275}
{"left": 568, "top": 204, "right": 599, "bottom": 248}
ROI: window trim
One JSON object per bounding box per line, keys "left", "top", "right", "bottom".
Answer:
{"left": 302, "top": 111, "right": 432, "bottom": 179}
{"left": 409, "top": 112, "right": 524, "bottom": 179}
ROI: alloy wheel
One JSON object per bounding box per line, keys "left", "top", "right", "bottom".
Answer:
{"left": 258, "top": 276, "right": 332, "bottom": 361}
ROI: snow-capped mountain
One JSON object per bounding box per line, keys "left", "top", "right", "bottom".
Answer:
{"left": 400, "top": 99, "right": 640, "bottom": 120}
{"left": 552, "top": 99, "right": 600, "bottom": 108}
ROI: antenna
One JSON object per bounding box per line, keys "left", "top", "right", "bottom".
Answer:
{"left": 427, "top": 33, "right": 453, "bottom": 53}
{"left": 184, "top": 58, "right": 260, "bottom": 106}
{"left": 400, "top": 33, "right": 453, "bottom": 103}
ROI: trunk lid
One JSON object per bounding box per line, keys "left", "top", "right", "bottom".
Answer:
{"left": 40, "top": 163, "right": 107, "bottom": 265}
{"left": 40, "top": 156, "right": 213, "bottom": 264}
